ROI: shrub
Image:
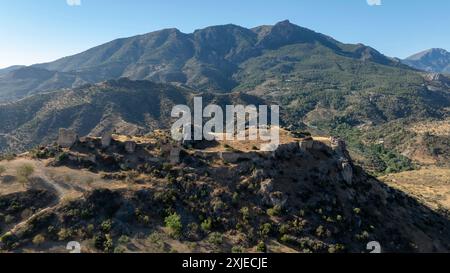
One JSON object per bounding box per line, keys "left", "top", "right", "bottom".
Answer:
{"left": 259, "top": 223, "right": 272, "bottom": 238}
{"left": 32, "top": 234, "right": 46, "bottom": 246}
{"left": 231, "top": 246, "right": 244, "bottom": 253}
{"left": 201, "top": 218, "right": 212, "bottom": 232}
{"left": 278, "top": 224, "right": 290, "bottom": 235}
{"left": 328, "top": 244, "right": 345, "bottom": 253}
{"left": 57, "top": 228, "right": 72, "bottom": 241}
{"left": 256, "top": 241, "right": 267, "bottom": 253}
{"left": 114, "top": 246, "right": 127, "bottom": 253}
{"left": 207, "top": 232, "right": 223, "bottom": 245}
{"left": 118, "top": 235, "right": 130, "bottom": 245}
{"left": 56, "top": 152, "right": 69, "bottom": 162}
{"left": 103, "top": 234, "right": 114, "bottom": 253}
{"left": 101, "top": 220, "right": 113, "bottom": 233}
{"left": 280, "top": 234, "right": 290, "bottom": 244}
{"left": 267, "top": 205, "right": 282, "bottom": 217}
{"left": 148, "top": 232, "right": 162, "bottom": 244}
{"left": 240, "top": 207, "right": 250, "bottom": 222}
{"left": 316, "top": 226, "right": 326, "bottom": 237}
{"left": 165, "top": 213, "right": 182, "bottom": 238}
{"left": 16, "top": 164, "right": 35, "bottom": 188}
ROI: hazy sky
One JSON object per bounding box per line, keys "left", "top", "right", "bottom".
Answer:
{"left": 0, "top": 0, "right": 449, "bottom": 69}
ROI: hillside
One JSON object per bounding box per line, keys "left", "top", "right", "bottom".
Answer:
{"left": 0, "top": 67, "right": 91, "bottom": 103}
{"left": 403, "top": 48, "right": 450, "bottom": 73}
{"left": 0, "top": 78, "right": 265, "bottom": 154}
{"left": 0, "top": 130, "right": 449, "bottom": 253}
{"left": 381, "top": 168, "right": 450, "bottom": 212}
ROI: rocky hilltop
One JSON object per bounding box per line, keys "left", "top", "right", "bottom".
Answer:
{"left": 0, "top": 129, "right": 449, "bottom": 253}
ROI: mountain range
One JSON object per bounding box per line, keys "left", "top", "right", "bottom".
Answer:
{"left": 0, "top": 20, "right": 405, "bottom": 102}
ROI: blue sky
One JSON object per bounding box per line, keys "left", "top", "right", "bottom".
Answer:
{"left": 0, "top": 0, "right": 449, "bottom": 68}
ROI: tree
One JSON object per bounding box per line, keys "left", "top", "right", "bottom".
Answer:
{"left": 16, "top": 164, "right": 35, "bottom": 188}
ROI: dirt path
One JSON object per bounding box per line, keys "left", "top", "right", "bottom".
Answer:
{"left": 0, "top": 157, "right": 127, "bottom": 237}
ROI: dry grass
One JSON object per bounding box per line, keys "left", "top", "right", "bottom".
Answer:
{"left": 0, "top": 158, "right": 127, "bottom": 198}
{"left": 409, "top": 119, "right": 450, "bottom": 136}
{"left": 202, "top": 127, "right": 304, "bottom": 152}
{"left": 381, "top": 168, "right": 450, "bottom": 210}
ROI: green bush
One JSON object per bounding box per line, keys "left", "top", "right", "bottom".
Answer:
{"left": 103, "top": 234, "right": 114, "bottom": 253}
{"left": 267, "top": 205, "right": 282, "bottom": 217}
{"left": 118, "top": 235, "right": 130, "bottom": 245}
{"left": 256, "top": 241, "right": 267, "bottom": 253}
{"left": 101, "top": 220, "right": 113, "bottom": 233}
{"left": 201, "top": 218, "right": 212, "bottom": 232}
{"left": 259, "top": 223, "right": 272, "bottom": 238}
{"left": 231, "top": 246, "right": 244, "bottom": 253}
{"left": 165, "top": 213, "right": 182, "bottom": 238}
{"left": 207, "top": 232, "right": 223, "bottom": 245}
{"left": 240, "top": 207, "right": 250, "bottom": 222}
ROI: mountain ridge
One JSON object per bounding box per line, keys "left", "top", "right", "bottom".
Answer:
{"left": 0, "top": 20, "right": 406, "bottom": 102}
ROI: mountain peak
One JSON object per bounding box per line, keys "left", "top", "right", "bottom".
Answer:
{"left": 406, "top": 48, "right": 450, "bottom": 61}
{"left": 274, "top": 19, "right": 294, "bottom": 26}
{"left": 403, "top": 48, "right": 450, "bottom": 73}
